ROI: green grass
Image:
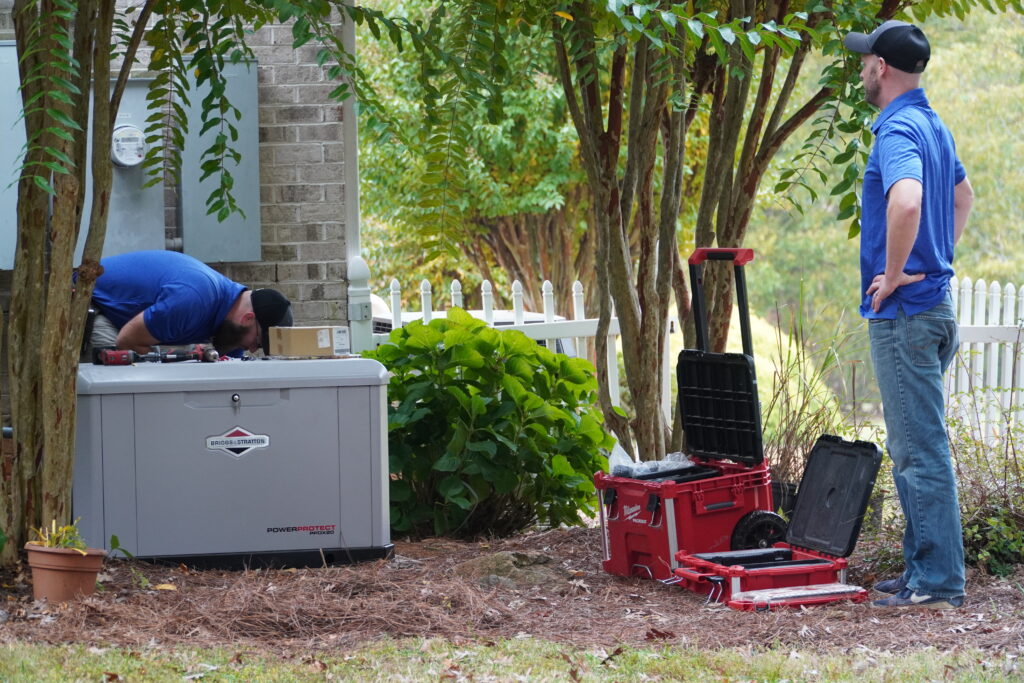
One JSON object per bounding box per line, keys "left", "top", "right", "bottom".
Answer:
{"left": 1, "top": 639, "right": 1019, "bottom": 682}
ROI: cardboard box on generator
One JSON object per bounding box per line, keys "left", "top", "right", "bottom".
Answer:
{"left": 269, "top": 326, "right": 351, "bottom": 358}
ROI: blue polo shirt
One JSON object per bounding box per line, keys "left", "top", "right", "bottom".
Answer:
{"left": 860, "top": 88, "right": 966, "bottom": 319}
{"left": 92, "top": 250, "right": 245, "bottom": 345}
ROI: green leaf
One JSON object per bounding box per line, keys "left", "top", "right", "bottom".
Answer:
{"left": 471, "top": 395, "right": 488, "bottom": 417}
{"left": 551, "top": 454, "right": 575, "bottom": 477}
{"left": 449, "top": 495, "right": 473, "bottom": 510}
{"left": 390, "top": 478, "right": 412, "bottom": 502}
{"left": 492, "top": 468, "right": 519, "bottom": 494}
{"left": 31, "top": 175, "right": 55, "bottom": 194}
{"left": 450, "top": 344, "right": 485, "bottom": 368}
{"left": 501, "top": 374, "right": 527, "bottom": 402}
{"left": 433, "top": 452, "right": 461, "bottom": 472}
{"left": 44, "top": 108, "right": 83, "bottom": 131}
{"left": 686, "top": 18, "right": 705, "bottom": 39}
{"left": 466, "top": 439, "right": 497, "bottom": 456}
{"left": 445, "top": 385, "right": 472, "bottom": 413}
{"left": 438, "top": 475, "right": 464, "bottom": 499}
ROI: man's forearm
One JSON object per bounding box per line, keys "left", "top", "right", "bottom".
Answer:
{"left": 953, "top": 177, "right": 973, "bottom": 246}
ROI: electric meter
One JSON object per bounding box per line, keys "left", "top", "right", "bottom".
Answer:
{"left": 111, "top": 125, "right": 146, "bottom": 167}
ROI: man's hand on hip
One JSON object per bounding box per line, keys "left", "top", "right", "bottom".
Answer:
{"left": 867, "top": 272, "right": 926, "bottom": 312}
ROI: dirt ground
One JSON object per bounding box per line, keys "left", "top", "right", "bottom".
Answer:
{"left": 1, "top": 526, "right": 1023, "bottom": 657}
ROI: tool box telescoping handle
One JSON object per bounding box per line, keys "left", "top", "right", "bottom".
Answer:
{"left": 688, "top": 248, "right": 755, "bottom": 357}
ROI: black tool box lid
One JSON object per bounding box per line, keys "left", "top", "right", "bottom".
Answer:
{"left": 786, "top": 435, "right": 883, "bottom": 558}
{"left": 677, "top": 350, "right": 763, "bottom": 466}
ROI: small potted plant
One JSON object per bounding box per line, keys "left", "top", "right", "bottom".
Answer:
{"left": 24, "top": 519, "right": 106, "bottom": 602}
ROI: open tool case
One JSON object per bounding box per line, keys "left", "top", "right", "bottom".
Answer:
{"left": 671, "top": 434, "right": 882, "bottom": 610}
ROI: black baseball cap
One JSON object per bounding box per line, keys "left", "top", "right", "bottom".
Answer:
{"left": 251, "top": 288, "right": 293, "bottom": 354}
{"left": 845, "top": 20, "right": 930, "bottom": 74}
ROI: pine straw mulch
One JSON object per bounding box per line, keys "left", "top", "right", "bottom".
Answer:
{"left": 2, "top": 526, "right": 1023, "bottom": 657}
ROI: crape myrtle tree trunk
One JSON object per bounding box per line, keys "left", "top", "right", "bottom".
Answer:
{"left": 0, "top": 0, "right": 414, "bottom": 566}
{"left": 548, "top": 1, "right": 824, "bottom": 459}
{"left": 468, "top": 188, "right": 597, "bottom": 314}
{"left": 3, "top": 0, "right": 132, "bottom": 565}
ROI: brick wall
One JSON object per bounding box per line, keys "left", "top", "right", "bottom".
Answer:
{"left": 215, "top": 21, "right": 353, "bottom": 326}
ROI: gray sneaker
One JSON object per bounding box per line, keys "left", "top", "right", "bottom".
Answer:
{"left": 873, "top": 576, "right": 908, "bottom": 594}
{"left": 871, "top": 588, "right": 964, "bottom": 609}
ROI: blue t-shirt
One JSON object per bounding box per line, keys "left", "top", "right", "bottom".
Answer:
{"left": 91, "top": 251, "right": 245, "bottom": 345}
{"left": 860, "top": 88, "right": 966, "bottom": 319}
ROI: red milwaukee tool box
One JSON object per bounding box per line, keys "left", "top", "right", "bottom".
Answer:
{"left": 595, "top": 249, "right": 786, "bottom": 580}
{"left": 671, "top": 434, "right": 882, "bottom": 610}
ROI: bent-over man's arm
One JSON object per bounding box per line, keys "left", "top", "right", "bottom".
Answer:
{"left": 116, "top": 312, "right": 161, "bottom": 353}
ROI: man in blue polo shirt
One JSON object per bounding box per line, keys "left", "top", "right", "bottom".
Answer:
{"left": 89, "top": 250, "right": 293, "bottom": 357}
{"left": 845, "top": 21, "right": 974, "bottom": 609}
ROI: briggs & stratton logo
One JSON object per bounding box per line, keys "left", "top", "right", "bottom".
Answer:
{"left": 206, "top": 426, "right": 270, "bottom": 458}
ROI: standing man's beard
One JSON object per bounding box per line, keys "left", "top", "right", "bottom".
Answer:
{"left": 866, "top": 83, "right": 880, "bottom": 106}
{"left": 865, "top": 71, "right": 881, "bottom": 107}
{"left": 213, "top": 319, "right": 250, "bottom": 354}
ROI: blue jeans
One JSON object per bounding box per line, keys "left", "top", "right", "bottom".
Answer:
{"left": 869, "top": 294, "right": 965, "bottom": 598}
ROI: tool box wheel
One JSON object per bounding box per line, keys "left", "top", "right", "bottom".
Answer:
{"left": 730, "top": 510, "right": 788, "bottom": 550}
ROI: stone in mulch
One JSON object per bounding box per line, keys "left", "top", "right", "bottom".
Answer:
{"left": 453, "top": 551, "right": 568, "bottom": 589}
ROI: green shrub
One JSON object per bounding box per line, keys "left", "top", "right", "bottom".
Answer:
{"left": 363, "top": 308, "right": 614, "bottom": 539}
{"left": 948, "top": 398, "right": 1024, "bottom": 576}
{"left": 963, "top": 511, "right": 1024, "bottom": 576}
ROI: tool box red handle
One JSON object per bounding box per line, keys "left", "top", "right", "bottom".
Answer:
{"left": 687, "top": 247, "right": 755, "bottom": 357}
{"left": 674, "top": 566, "right": 712, "bottom": 582}
{"left": 688, "top": 248, "right": 755, "bottom": 266}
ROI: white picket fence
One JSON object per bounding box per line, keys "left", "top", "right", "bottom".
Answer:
{"left": 345, "top": 255, "right": 635, "bottom": 412}
{"left": 947, "top": 276, "right": 1024, "bottom": 440}
{"left": 347, "top": 255, "right": 1022, "bottom": 442}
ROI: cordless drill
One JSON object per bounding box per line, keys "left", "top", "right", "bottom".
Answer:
{"left": 93, "top": 344, "right": 219, "bottom": 365}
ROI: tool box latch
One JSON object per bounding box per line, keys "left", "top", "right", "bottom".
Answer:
{"left": 646, "top": 494, "right": 661, "bottom": 514}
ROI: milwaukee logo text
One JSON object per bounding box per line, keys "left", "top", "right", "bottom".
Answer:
{"left": 623, "top": 504, "right": 645, "bottom": 523}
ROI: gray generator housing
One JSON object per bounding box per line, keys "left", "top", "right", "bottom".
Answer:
{"left": 73, "top": 358, "right": 392, "bottom": 568}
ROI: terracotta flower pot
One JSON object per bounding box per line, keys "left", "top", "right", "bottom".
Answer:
{"left": 24, "top": 544, "right": 106, "bottom": 602}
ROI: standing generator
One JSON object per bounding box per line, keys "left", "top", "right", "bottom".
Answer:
{"left": 73, "top": 358, "right": 393, "bottom": 568}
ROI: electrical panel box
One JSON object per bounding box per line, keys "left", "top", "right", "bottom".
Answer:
{"left": 0, "top": 41, "right": 26, "bottom": 270}
{"left": 73, "top": 77, "right": 166, "bottom": 263}
{"left": 0, "top": 51, "right": 261, "bottom": 270}
{"left": 178, "top": 60, "right": 261, "bottom": 263}
{"left": 0, "top": 43, "right": 165, "bottom": 270}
